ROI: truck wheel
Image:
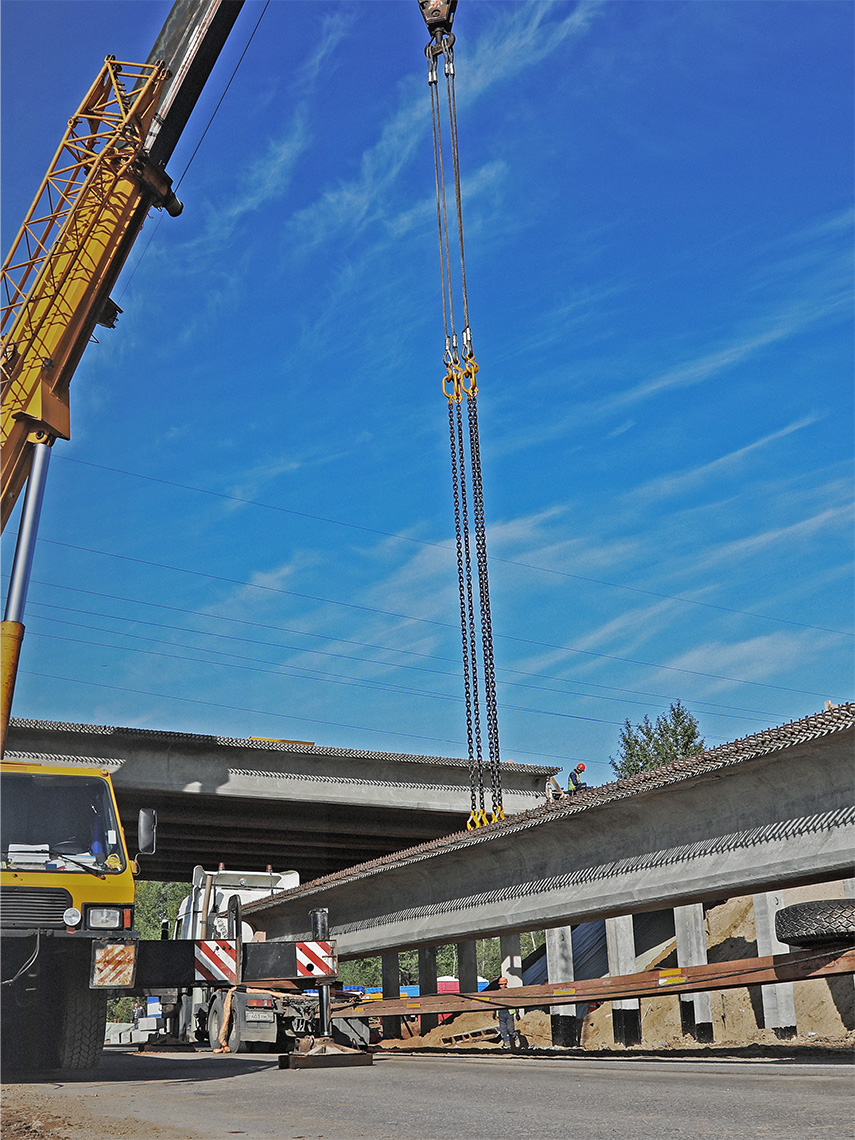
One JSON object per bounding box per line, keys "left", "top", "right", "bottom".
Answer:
{"left": 208, "top": 995, "right": 224, "bottom": 1049}
{"left": 56, "top": 985, "right": 107, "bottom": 1070}
{"left": 207, "top": 995, "right": 245, "bottom": 1052}
{"left": 775, "top": 899, "right": 855, "bottom": 948}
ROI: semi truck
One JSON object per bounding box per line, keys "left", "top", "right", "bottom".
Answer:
{"left": 149, "top": 864, "right": 368, "bottom": 1054}
{"left": 0, "top": 758, "right": 156, "bottom": 1069}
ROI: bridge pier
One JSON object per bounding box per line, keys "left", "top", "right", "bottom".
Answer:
{"left": 753, "top": 891, "right": 797, "bottom": 1038}
{"left": 674, "top": 903, "right": 714, "bottom": 1043}
{"left": 456, "top": 938, "right": 478, "bottom": 994}
{"left": 381, "top": 951, "right": 401, "bottom": 1040}
{"left": 606, "top": 915, "right": 641, "bottom": 1045}
{"left": 545, "top": 924, "right": 581, "bottom": 1047}
{"left": 418, "top": 947, "right": 439, "bottom": 1034}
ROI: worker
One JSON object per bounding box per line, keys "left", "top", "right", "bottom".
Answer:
{"left": 494, "top": 977, "right": 519, "bottom": 1050}
{"left": 567, "top": 763, "right": 588, "bottom": 794}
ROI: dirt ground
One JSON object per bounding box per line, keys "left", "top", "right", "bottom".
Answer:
{"left": 0, "top": 1089, "right": 196, "bottom": 1140}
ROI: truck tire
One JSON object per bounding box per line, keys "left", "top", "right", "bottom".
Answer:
{"left": 775, "top": 899, "right": 855, "bottom": 948}
{"left": 208, "top": 994, "right": 224, "bottom": 1050}
{"left": 56, "top": 984, "right": 107, "bottom": 1070}
{"left": 207, "top": 994, "right": 245, "bottom": 1053}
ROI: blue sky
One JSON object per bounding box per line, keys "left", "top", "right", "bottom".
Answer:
{"left": 2, "top": 0, "right": 852, "bottom": 789}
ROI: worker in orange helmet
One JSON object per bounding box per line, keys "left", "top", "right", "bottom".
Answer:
{"left": 567, "top": 763, "right": 588, "bottom": 794}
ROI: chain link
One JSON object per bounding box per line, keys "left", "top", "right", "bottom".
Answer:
{"left": 429, "top": 23, "right": 501, "bottom": 828}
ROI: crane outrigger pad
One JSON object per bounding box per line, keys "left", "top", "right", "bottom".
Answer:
{"left": 280, "top": 1039, "right": 373, "bottom": 1069}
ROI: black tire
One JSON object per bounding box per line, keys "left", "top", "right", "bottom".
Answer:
{"left": 207, "top": 994, "right": 244, "bottom": 1052}
{"left": 775, "top": 899, "right": 855, "bottom": 948}
{"left": 207, "top": 995, "right": 224, "bottom": 1049}
{"left": 56, "top": 984, "right": 107, "bottom": 1070}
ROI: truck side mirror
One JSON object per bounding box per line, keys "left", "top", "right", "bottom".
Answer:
{"left": 137, "top": 808, "right": 157, "bottom": 855}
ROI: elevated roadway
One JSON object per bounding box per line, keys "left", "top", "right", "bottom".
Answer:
{"left": 241, "top": 705, "right": 855, "bottom": 957}
{"left": 4, "top": 719, "right": 555, "bottom": 881}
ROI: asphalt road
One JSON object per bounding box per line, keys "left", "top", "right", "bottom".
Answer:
{"left": 3, "top": 1048, "right": 853, "bottom": 1140}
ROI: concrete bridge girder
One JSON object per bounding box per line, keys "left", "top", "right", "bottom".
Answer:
{"left": 4, "top": 719, "right": 555, "bottom": 881}
{"left": 243, "top": 724, "right": 855, "bottom": 958}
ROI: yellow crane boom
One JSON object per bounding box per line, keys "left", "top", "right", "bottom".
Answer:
{"left": 1, "top": 56, "right": 178, "bottom": 531}
{"left": 0, "top": 0, "right": 244, "bottom": 753}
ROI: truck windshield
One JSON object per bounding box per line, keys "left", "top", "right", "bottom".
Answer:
{"left": 1, "top": 773, "right": 126, "bottom": 873}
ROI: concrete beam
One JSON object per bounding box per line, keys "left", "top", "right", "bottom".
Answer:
{"left": 606, "top": 915, "right": 640, "bottom": 1045}
{"left": 674, "top": 903, "right": 713, "bottom": 1042}
{"left": 7, "top": 719, "right": 549, "bottom": 813}
{"left": 6, "top": 719, "right": 553, "bottom": 879}
{"left": 753, "top": 891, "right": 797, "bottom": 1037}
{"left": 243, "top": 719, "right": 854, "bottom": 958}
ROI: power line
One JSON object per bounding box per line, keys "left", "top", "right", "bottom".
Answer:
{"left": 34, "top": 537, "right": 835, "bottom": 699}
{"left": 117, "top": 2, "right": 271, "bottom": 303}
{"left": 24, "top": 607, "right": 776, "bottom": 723}
{"left": 14, "top": 669, "right": 584, "bottom": 767}
{"left": 53, "top": 455, "right": 854, "bottom": 639}
{"left": 14, "top": 579, "right": 786, "bottom": 719}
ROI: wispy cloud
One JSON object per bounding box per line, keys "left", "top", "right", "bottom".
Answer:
{"left": 632, "top": 414, "right": 824, "bottom": 502}
{"left": 700, "top": 506, "right": 852, "bottom": 569}
{"left": 187, "top": 111, "right": 311, "bottom": 255}
{"left": 290, "top": 0, "right": 604, "bottom": 251}
{"left": 296, "top": 9, "right": 355, "bottom": 88}
{"left": 663, "top": 630, "right": 837, "bottom": 692}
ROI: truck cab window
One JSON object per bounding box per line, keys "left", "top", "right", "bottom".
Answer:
{"left": 1, "top": 773, "right": 125, "bottom": 872}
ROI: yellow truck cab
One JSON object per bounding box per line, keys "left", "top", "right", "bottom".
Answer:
{"left": 0, "top": 758, "right": 153, "bottom": 1069}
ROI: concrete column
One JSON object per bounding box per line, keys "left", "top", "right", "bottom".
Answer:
{"left": 605, "top": 914, "right": 641, "bottom": 1045}
{"left": 499, "top": 933, "right": 522, "bottom": 986}
{"left": 418, "top": 946, "right": 439, "bottom": 1035}
{"left": 545, "top": 925, "right": 580, "bottom": 1047}
{"left": 674, "top": 903, "right": 714, "bottom": 1043}
{"left": 500, "top": 932, "right": 524, "bottom": 1016}
{"left": 456, "top": 939, "right": 478, "bottom": 995}
{"left": 753, "top": 891, "right": 797, "bottom": 1037}
{"left": 381, "top": 951, "right": 401, "bottom": 1040}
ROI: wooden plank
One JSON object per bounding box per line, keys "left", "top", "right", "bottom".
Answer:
{"left": 333, "top": 945, "right": 855, "bottom": 1018}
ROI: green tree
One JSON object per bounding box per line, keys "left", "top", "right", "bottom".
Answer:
{"left": 107, "top": 880, "right": 191, "bottom": 1022}
{"left": 610, "top": 700, "right": 705, "bottom": 779}
{"left": 133, "top": 879, "right": 192, "bottom": 939}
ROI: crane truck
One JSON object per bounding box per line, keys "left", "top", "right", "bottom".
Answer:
{"left": 141, "top": 864, "right": 369, "bottom": 1054}
{"left": 0, "top": 758, "right": 157, "bottom": 1069}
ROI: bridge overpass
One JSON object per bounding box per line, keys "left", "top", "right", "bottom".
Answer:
{"left": 241, "top": 704, "right": 855, "bottom": 957}
{"left": 4, "top": 719, "right": 556, "bottom": 881}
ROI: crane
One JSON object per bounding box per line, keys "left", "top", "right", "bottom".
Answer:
{"left": 0, "top": 0, "right": 245, "bottom": 751}
{"left": 2, "top": 1, "right": 502, "bottom": 818}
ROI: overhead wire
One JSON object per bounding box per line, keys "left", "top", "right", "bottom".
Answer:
{"left": 27, "top": 539, "right": 836, "bottom": 699}
{"left": 20, "top": 604, "right": 782, "bottom": 723}
{"left": 14, "top": 667, "right": 596, "bottom": 766}
{"left": 11, "top": 577, "right": 791, "bottom": 717}
{"left": 117, "top": 1, "right": 271, "bottom": 304}
{"left": 49, "top": 455, "right": 853, "bottom": 641}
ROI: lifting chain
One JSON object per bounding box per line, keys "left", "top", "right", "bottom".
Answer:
{"left": 424, "top": 6, "right": 502, "bottom": 827}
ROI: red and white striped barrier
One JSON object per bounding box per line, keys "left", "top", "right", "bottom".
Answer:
{"left": 194, "top": 939, "right": 238, "bottom": 983}
{"left": 296, "top": 940, "right": 336, "bottom": 977}
{"left": 92, "top": 941, "right": 137, "bottom": 987}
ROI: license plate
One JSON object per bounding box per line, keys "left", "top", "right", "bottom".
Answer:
{"left": 245, "top": 1009, "right": 275, "bottom": 1022}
